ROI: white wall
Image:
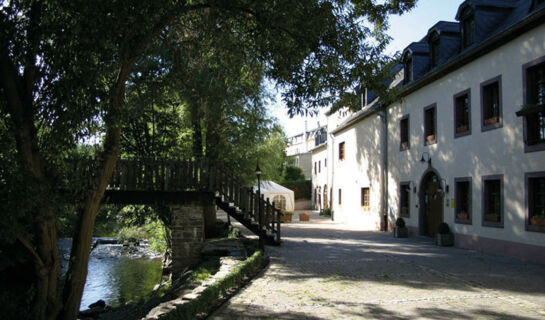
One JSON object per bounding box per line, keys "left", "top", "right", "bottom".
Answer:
{"left": 330, "top": 115, "right": 383, "bottom": 230}
{"left": 387, "top": 24, "right": 545, "bottom": 247}
{"left": 311, "top": 145, "right": 328, "bottom": 209}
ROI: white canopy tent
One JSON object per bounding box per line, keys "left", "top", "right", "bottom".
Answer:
{"left": 253, "top": 180, "right": 295, "bottom": 212}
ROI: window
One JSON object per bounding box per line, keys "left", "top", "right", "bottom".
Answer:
{"left": 429, "top": 32, "right": 440, "bottom": 68}
{"left": 519, "top": 56, "right": 545, "bottom": 152}
{"left": 338, "top": 189, "right": 342, "bottom": 205}
{"left": 325, "top": 159, "right": 327, "bottom": 167}
{"left": 361, "top": 187, "right": 370, "bottom": 209}
{"left": 400, "top": 115, "right": 409, "bottom": 151}
{"left": 482, "top": 175, "right": 503, "bottom": 228}
{"left": 404, "top": 53, "right": 413, "bottom": 84}
{"left": 424, "top": 104, "right": 437, "bottom": 145}
{"left": 455, "top": 177, "right": 472, "bottom": 224}
{"left": 481, "top": 76, "right": 503, "bottom": 131}
{"left": 339, "top": 142, "right": 345, "bottom": 160}
{"left": 399, "top": 182, "right": 410, "bottom": 217}
{"left": 461, "top": 8, "right": 475, "bottom": 49}
{"left": 454, "top": 90, "right": 471, "bottom": 138}
{"left": 526, "top": 172, "right": 545, "bottom": 232}
{"left": 314, "top": 162, "right": 317, "bottom": 175}
{"left": 319, "top": 160, "right": 321, "bottom": 173}
{"left": 273, "top": 195, "right": 287, "bottom": 210}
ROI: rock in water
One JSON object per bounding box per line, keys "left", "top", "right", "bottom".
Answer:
{"left": 88, "top": 299, "right": 106, "bottom": 309}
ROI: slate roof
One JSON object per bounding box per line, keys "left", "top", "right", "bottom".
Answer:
{"left": 404, "top": 0, "right": 544, "bottom": 84}
{"left": 428, "top": 21, "right": 460, "bottom": 35}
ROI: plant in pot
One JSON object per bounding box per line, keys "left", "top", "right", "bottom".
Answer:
{"left": 394, "top": 217, "right": 408, "bottom": 238}
{"left": 456, "top": 211, "right": 469, "bottom": 220}
{"left": 280, "top": 211, "right": 293, "bottom": 223}
{"left": 436, "top": 222, "right": 454, "bottom": 246}
{"left": 530, "top": 213, "right": 545, "bottom": 227}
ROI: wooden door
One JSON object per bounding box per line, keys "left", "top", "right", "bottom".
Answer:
{"left": 424, "top": 174, "right": 443, "bottom": 236}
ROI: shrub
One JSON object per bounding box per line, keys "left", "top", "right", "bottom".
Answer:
{"left": 437, "top": 222, "right": 450, "bottom": 235}
{"left": 281, "top": 180, "right": 312, "bottom": 199}
{"left": 395, "top": 217, "right": 405, "bottom": 228}
{"left": 321, "top": 208, "right": 332, "bottom": 217}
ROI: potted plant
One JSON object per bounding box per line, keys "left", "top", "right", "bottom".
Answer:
{"left": 299, "top": 211, "right": 310, "bottom": 221}
{"left": 485, "top": 214, "right": 500, "bottom": 222}
{"left": 436, "top": 222, "right": 454, "bottom": 246}
{"left": 456, "top": 211, "right": 469, "bottom": 220}
{"left": 426, "top": 134, "right": 436, "bottom": 143}
{"left": 485, "top": 117, "right": 499, "bottom": 126}
{"left": 530, "top": 214, "right": 545, "bottom": 227}
{"left": 394, "top": 217, "right": 408, "bottom": 238}
{"left": 456, "top": 125, "right": 468, "bottom": 133}
{"left": 280, "top": 211, "right": 293, "bottom": 223}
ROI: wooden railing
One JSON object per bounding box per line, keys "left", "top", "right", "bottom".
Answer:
{"left": 71, "top": 158, "right": 211, "bottom": 192}
{"left": 210, "top": 168, "right": 281, "bottom": 244}
{"left": 71, "top": 158, "right": 281, "bottom": 243}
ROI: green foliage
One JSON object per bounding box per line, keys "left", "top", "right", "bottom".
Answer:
{"left": 116, "top": 214, "right": 168, "bottom": 254}
{"left": 160, "top": 250, "right": 265, "bottom": 320}
{"left": 437, "top": 222, "right": 450, "bottom": 235}
{"left": 321, "top": 208, "right": 332, "bottom": 217}
{"left": 189, "top": 258, "right": 221, "bottom": 283}
{"left": 281, "top": 180, "right": 312, "bottom": 200}
{"left": 282, "top": 165, "right": 306, "bottom": 182}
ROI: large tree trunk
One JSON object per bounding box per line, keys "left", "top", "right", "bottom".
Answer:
{"left": 58, "top": 60, "right": 131, "bottom": 320}
{"left": 1, "top": 52, "right": 61, "bottom": 320}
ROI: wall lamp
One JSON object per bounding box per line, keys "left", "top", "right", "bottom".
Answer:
{"left": 420, "top": 152, "right": 431, "bottom": 165}
{"left": 438, "top": 178, "right": 449, "bottom": 194}
{"left": 406, "top": 181, "right": 417, "bottom": 194}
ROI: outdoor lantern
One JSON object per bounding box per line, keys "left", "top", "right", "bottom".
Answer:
{"left": 420, "top": 152, "right": 431, "bottom": 165}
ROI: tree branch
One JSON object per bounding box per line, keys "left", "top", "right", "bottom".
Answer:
{"left": 18, "top": 235, "right": 45, "bottom": 268}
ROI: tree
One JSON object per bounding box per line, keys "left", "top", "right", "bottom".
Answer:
{"left": 0, "top": 1, "right": 416, "bottom": 319}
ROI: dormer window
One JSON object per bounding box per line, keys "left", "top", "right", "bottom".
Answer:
{"left": 403, "top": 53, "right": 413, "bottom": 84}
{"left": 460, "top": 8, "right": 475, "bottom": 48}
{"left": 429, "top": 32, "right": 440, "bottom": 68}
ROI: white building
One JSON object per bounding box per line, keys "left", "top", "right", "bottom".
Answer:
{"left": 314, "top": 0, "right": 545, "bottom": 264}
{"left": 286, "top": 122, "right": 327, "bottom": 180}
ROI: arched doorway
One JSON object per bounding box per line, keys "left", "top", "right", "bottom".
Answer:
{"left": 419, "top": 170, "right": 444, "bottom": 236}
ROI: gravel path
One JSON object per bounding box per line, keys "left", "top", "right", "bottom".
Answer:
{"left": 211, "top": 211, "right": 545, "bottom": 320}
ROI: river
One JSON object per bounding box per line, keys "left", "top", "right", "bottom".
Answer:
{"left": 58, "top": 238, "right": 163, "bottom": 309}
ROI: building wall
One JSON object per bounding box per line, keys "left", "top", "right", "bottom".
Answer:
{"left": 311, "top": 145, "right": 328, "bottom": 210}
{"left": 288, "top": 152, "right": 312, "bottom": 180}
{"left": 387, "top": 23, "right": 545, "bottom": 249}
{"left": 330, "top": 115, "right": 383, "bottom": 230}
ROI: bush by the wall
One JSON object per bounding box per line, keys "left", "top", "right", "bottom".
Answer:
{"left": 162, "top": 250, "right": 267, "bottom": 320}
{"left": 281, "top": 180, "right": 312, "bottom": 199}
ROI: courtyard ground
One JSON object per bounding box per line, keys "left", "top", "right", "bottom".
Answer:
{"left": 211, "top": 210, "right": 545, "bottom": 320}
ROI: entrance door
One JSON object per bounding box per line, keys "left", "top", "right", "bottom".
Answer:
{"left": 420, "top": 171, "right": 443, "bottom": 236}
{"left": 323, "top": 185, "right": 328, "bottom": 210}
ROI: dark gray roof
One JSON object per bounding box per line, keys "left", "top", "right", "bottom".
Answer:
{"left": 404, "top": 42, "right": 429, "bottom": 55}
{"left": 428, "top": 21, "right": 460, "bottom": 35}
{"left": 456, "top": 0, "right": 519, "bottom": 19}
{"left": 402, "top": 0, "right": 543, "bottom": 84}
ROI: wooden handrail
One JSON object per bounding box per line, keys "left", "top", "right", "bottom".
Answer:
{"left": 69, "top": 157, "right": 281, "bottom": 243}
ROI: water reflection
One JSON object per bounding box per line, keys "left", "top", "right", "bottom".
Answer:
{"left": 58, "top": 239, "right": 162, "bottom": 309}
{"left": 82, "top": 257, "right": 161, "bottom": 308}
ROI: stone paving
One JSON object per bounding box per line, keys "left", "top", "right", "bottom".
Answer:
{"left": 211, "top": 211, "right": 545, "bottom": 320}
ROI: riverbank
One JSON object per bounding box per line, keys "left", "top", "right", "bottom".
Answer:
{"left": 92, "top": 237, "right": 267, "bottom": 320}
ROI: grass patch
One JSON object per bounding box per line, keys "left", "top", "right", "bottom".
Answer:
{"left": 189, "top": 257, "right": 221, "bottom": 283}
{"left": 161, "top": 250, "right": 266, "bottom": 320}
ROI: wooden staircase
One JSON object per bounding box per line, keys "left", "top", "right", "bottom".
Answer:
{"left": 211, "top": 170, "right": 281, "bottom": 246}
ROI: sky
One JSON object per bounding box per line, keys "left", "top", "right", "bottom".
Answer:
{"left": 268, "top": 0, "right": 465, "bottom": 137}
